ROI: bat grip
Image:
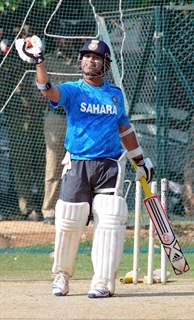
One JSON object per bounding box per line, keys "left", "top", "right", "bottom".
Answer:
{"left": 130, "top": 159, "right": 152, "bottom": 197}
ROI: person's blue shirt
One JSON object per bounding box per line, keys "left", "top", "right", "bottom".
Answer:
{"left": 50, "top": 79, "right": 130, "bottom": 160}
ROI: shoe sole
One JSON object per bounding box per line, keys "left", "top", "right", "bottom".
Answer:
{"left": 88, "top": 292, "right": 111, "bottom": 299}
{"left": 53, "top": 290, "right": 69, "bottom": 296}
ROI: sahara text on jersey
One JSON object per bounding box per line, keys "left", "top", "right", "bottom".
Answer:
{"left": 80, "top": 102, "right": 117, "bottom": 115}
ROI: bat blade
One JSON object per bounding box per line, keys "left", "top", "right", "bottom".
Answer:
{"left": 130, "top": 159, "right": 190, "bottom": 275}
{"left": 144, "top": 194, "right": 190, "bottom": 275}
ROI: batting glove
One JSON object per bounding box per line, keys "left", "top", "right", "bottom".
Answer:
{"left": 135, "top": 158, "right": 154, "bottom": 183}
{"left": 15, "top": 35, "right": 44, "bottom": 64}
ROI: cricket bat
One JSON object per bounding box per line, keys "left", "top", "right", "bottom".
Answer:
{"left": 131, "top": 159, "right": 190, "bottom": 275}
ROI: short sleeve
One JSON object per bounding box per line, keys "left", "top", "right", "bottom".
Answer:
{"left": 117, "top": 93, "right": 130, "bottom": 126}
{"left": 49, "top": 83, "right": 71, "bottom": 110}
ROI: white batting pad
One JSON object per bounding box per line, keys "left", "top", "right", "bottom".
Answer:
{"left": 91, "top": 194, "right": 128, "bottom": 294}
{"left": 52, "top": 200, "right": 89, "bottom": 275}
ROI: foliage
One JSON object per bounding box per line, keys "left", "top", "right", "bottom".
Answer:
{"left": 38, "top": 0, "right": 53, "bottom": 8}
{"left": 0, "top": 0, "right": 19, "bottom": 12}
{"left": 0, "top": 0, "right": 193, "bottom": 14}
{"left": 0, "top": 0, "right": 54, "bottom": 13}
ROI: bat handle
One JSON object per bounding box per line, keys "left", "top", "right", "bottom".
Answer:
{"left": 140, "top": 176, "right": 152, "bottom": 197}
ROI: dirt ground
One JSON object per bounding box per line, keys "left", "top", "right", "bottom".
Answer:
{"left": 1, "top": 220, "right": 194, "bottom": 248}
{"left": 0, "top": 279, "right": 194, "bottom": 320}
{"left": 0, "top": 221, "right": 55, "bottom": 248}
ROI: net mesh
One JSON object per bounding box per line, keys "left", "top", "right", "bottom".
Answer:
{"left": 0, "top": 0, "right": 193, "bottom": 254}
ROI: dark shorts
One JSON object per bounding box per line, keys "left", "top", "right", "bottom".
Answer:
{"left": 59, "top": 158, "right": 120, "bottom": 205}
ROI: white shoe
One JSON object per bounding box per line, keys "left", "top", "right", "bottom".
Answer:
{"left": 88, "top": 287, "right": 111, "bottom": 299}
{"left": 52, "top": 272, "right": 69, "bottom": 296}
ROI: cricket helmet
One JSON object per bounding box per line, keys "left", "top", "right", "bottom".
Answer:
{"left": 78, "top": 39, "right": 111, "bottom": 75}
{"left": 79, "top": 39, "right": 111, "bottom": 62}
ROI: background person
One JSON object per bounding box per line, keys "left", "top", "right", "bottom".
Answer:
{"left": 6, "top": 76, "right": 45, "bottom": 220}
{"left": 42, "top": 107, "right": 66, "bottom": 224}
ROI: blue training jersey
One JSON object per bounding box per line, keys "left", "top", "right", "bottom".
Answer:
{"left": 51, "top": 79, "right": 130, "bottom": 160}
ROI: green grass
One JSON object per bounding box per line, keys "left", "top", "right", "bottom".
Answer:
{"left": 0, "top": 251, "right": 193, "bottom": 281}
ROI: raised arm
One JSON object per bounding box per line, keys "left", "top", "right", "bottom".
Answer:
{"left": 35, "top": 62, "right": 60, "bottom": 102}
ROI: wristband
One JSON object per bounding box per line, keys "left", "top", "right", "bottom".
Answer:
{"left": 127, "top": 146, "right": 143, "bottom": 159}
{"left": 36, "top": 81, "right": 52, "bottom": 91}
{"left": 119, "top": 126, "right": 134, "bottom": 138}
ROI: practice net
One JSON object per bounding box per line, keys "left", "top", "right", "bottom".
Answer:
{"left": 0, "top": 0, "right": 193, "bottom": 258}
